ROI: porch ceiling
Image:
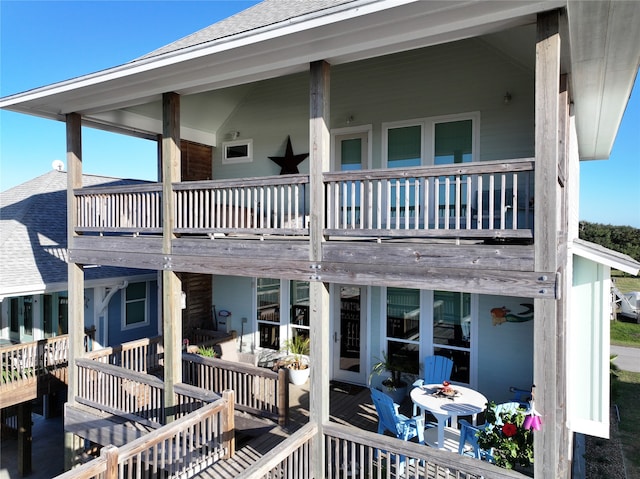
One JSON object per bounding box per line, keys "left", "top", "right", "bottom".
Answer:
{"left": 1, "top": 0, "right": 637, "bottom": 160}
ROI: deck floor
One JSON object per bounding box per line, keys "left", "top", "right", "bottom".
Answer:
{"left": 194, "top": 381, "right": 380, "bottom": 478}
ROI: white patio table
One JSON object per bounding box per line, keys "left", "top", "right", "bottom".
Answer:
{"left": 410, "top": 383, "right": 488, "bottom": 450}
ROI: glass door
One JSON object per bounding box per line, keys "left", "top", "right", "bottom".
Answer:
{"left": 332, "top": 285, "right": 367, "bottom": 384}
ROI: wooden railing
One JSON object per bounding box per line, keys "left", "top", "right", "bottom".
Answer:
{"left": 73, "top": 159, "right": 534, "bottom": 240}
{"left": 85, "top": 336, "right": 163, "bottom": 373}
{"left": 76, "top": 358, "right": 166, "bottom": 427}
{"left": 236, "top": 422, "right": 530, "bottom": 479}
{"left": 1, "top": 335, "right": 69, "bottom": 388}
{"left": 75, "top": 183, "right": 163, "bottom": 234}
{"left": 173, "top": 175, "right": 309, "bottom": 235}
{"left": 182, "top": 353, "right": 289, "bottom": 426}
{"left": 55, "top": 390, "right": 235, "bottom": 479}
{"left": 76, "top": 357, "right": 217, "bottom": 427}
{"left": 236, "top": 422, "right": 316, "bottom": 479}
{"left": 324, "top": 158, "right": 534, "bottom": 238}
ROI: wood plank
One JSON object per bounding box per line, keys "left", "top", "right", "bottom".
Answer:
{"left": 323, "top": 158, "right": 534, "bottom": 182}
{"left": 64, "top": 403, "right": 153, "bottom": 447}
{"left": 309, "top": 59, "right": 331, "bottom": 479}
{"left": 534, "top": 9, "right": 561, "bottom": 479}
{"left": 318, "top": 262, "right": 557, "bottom": 298}
{"left": 324, "top": 242, "right": 535, "bottom": 271}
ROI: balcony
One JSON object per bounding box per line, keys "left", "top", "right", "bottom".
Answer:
{"left": 74, "top": 159, "right": 534, "bottom": 241}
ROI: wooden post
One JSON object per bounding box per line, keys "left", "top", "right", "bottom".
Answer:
{"left": 65, "top": 112, "right": 86, "bottom": 470}
{"left": 222, "top": 389, "right": 235, "bottom": 459}
{"left": 278, "top": 367, "right": 289, "bottom": 426}
{"left": 17, "top": 401, "right": 32, "bottom": 476}
{"left": 100, "top": 444, "right": 119, "bottom": 479}
{"left": 309, "top": 59, "right": 331, "bottom": 479}
{"left": 534, "top": 10, "right": 562, "bottom": 479}
{"left": 162, "top": 92, "right": 182, "bottom": 422}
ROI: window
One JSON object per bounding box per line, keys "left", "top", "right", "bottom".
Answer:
{"left": 433, "top": 291, "right": 471, "bottom": 384}
{"left": 383, "top": 114, "right": 478, "bottom": 227}
{"left": 385, "top": 287, "right": 421, "bottom": 376}
{"left": 222, "top": 139, "right": 253, "bottom": 164}
{"left": 290, "top": 280, "right": 310, "bottom": 341}
{"left": 257, "top": 278, "right": 281, "bottom": 350}
{"left": 123, "top": 282, "right": 148, "bottom": 329}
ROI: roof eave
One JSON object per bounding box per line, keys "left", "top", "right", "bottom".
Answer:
{"left": 567, "top": 0, "right": 640, "bottom": 161}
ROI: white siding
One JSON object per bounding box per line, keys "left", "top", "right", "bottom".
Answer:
{"left": 567, "top": 255, "right": 610, "bottom": 438}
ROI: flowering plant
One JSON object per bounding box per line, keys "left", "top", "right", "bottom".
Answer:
{"left": 476, "top": 401, "right": 534, "bottom": 470}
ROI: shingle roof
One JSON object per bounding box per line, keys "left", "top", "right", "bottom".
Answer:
{"left": 137, "top": 0, "right": 359, "bottom": 60}
{"left": 0, "top": 170, "right": 153, "bottom": 297}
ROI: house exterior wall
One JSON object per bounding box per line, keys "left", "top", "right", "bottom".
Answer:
{"left": 212, "top": 273, "right": 533, "bottom": 401}
{"left": 212, "top": 37, "right": 536, "bottom": 180}
{"left": 106, "top": 280, "right": 159, "bottom": 346}
{"left": 477, "top": 294, "right": 534, "bottom": 403}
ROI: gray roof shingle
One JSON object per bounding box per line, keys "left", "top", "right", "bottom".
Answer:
{"left": 136, "top": 0, "right": 359, "bottom": 61}
{"left": 0, "top": 170, "right": 153, "bottom": 297}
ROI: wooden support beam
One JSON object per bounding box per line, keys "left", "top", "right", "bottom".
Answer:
{"left": 534, "top": 9, "right": 562, "bottom": 479}
{"left": 65, "top": 112, "right": 86, "bottom": 470}
{"left": 309, "top": 59, "right": 331, "bottom": 479}
{"left": 162, "top": 92, "right": 182, "bottom": 422}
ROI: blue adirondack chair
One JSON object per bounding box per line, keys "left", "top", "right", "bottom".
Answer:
{"left": 458, "top": 401, "right": 521, "bottom": 460}
{"left": 370, "top": 388, "right": 425, "bottom": 475}
{"left": 412, "top": 355, "right": 454, "bottom": 415}
{"left": 370, "top": 388, "right": 425, "bottom": 443}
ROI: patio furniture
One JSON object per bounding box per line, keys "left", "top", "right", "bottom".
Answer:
{"left": 370, "top": 388, "right": 425, "bottom": 443}
{"left": 458, "top": 419, "right": 490, "bottom": 460}
{"left": 457, "top": 401, "right": 521, "bottom": 459}
{"left": 412, "top": 355, "right": 454, "bottom": 415}
{"left": 410, "top": 383, "right": 487, "bottom": 451}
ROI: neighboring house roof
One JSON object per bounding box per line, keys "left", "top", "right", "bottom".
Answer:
{"left": 0, "top": 170, "right": 154, "bottom": 300}
{"left": 0, "top": 1, "right": 638, "bottom": 160}
{"left": 570, "top": 238, "right": 640, "bottom": 276}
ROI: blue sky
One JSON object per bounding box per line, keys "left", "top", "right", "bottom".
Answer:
{"left": 1, "top": 1, "right": 639, "bottom": 227}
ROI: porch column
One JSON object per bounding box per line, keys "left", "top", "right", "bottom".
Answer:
{"left": 309, "top": 60, "right": 331, "bottom": 479}
{"left": 65, "top": 112, "right": 87, "bottom": 468}
{"left": 162, "top": 92, "right": 182, "bottom": 422}
{"left": 534, "top": 10, "right": 564, "bottom": 479}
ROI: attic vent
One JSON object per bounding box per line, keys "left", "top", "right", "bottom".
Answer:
{"left": 52, "top": 159, "right": 64, "bottom": 171}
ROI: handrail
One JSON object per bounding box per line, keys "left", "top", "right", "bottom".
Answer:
{"left": 54, "top": 390, "right": 235, "bottom": 479}
{"left": 235, "top": 422, "right": 317, "bottom": 479}
{"left": 1, "top": 335, "right": 69, "bottom": 387}
{"left": 86, "top": 336, "right": 163, "bottom": 373}
{"left": 234, "top": 421, "right": 529, "bottom": 479}
{"left": 73, "top": 160, "right": 534, "bottom": 239}
{"left": 182, "top": 352, "right": 289, "bottom": 426}
{"left": 76, "top": 357, "right": 214, "bottom": 426}
{"left": 324, "top": 158, "right": 534, "bottom": 238}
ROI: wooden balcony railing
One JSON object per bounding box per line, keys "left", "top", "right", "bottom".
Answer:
{"left": 324, "top": 158, "right": 534, "bottom": 238}
{"left": 55, "top": 390, "right": 235, "bottom": 479}
{"left": 237, "top": 422, "right": 530, "bottom": 479}
{"left": 1, "top": 335, "right": 69, "bottom": 388}
{"left": 182, "top": 352, "right": 289, "bottom": 426}
{"left": 173, "top": 175, "right": 309, "bottom": 235}
{"left": 76, "top": 358, "right": 218, "bottom": 427}
{"left": 75, "top": 183, "right": 162, "bottom": 234}
{"left": 85, "top": 336, "right": 163, "bottom": 373}
{"left": 73, "top": 159, "right": 534, "bottom": 239}
{"left": 235, "top": 422, "right": 316, "bottom": 479}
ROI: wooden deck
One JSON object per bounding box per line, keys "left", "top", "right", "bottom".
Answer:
{"left": 193, "top": 382, "right": 380, "bottom": 478}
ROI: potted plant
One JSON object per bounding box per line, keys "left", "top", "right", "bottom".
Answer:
{"left": 369, "top": 351, "right": 412, "bottom": 403}
{"left": 280, "top": 335, "right": 310, "bottom": 385}
{"left": 476, "top": 401, "right": 534, "bottom": 475}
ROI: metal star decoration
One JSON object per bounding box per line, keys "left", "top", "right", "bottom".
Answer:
{"left": 268, "top": 136, "right": 308, "bottom": 175}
